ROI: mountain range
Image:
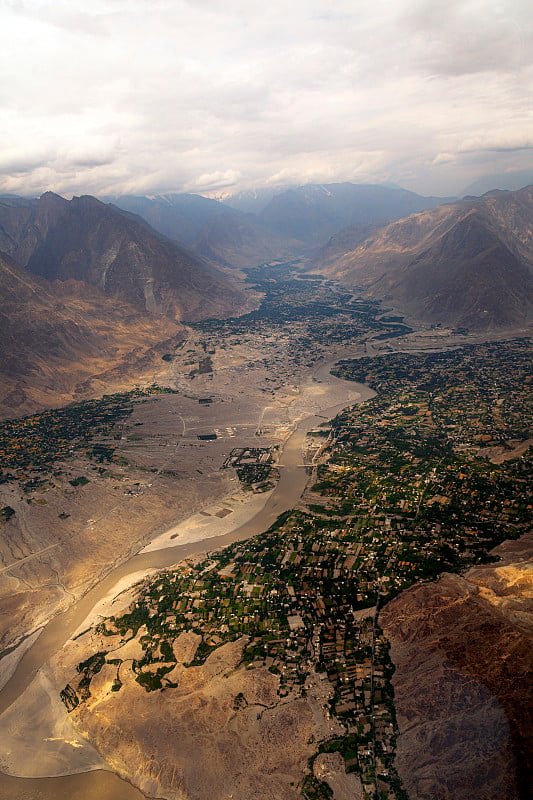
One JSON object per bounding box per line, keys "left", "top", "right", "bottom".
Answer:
{"left": 109, "top": 183, "right": 453, "bottom": 261}
{"left": 1, "top": 182, "right": 532, "bottom": 416}
{"left": 0, "top": 192, "right": 247, "bottom": 320}
{"left": 315, "top": 185, "right": 533, "bottom": 330}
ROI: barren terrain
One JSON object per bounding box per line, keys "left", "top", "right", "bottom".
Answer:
{"left": 380, "top": 532, "right": 533, "bottom": 800}
{"left": 46, "top": 634, "right": 339, "bottom": 800}
{"left": 1, "top": 276, "right": 530, "bottom": 800}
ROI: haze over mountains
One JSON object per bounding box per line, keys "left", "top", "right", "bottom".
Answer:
{"left": 462, "top": 169, "right": 533, "bottom": 198}
{"left": 1, "top": 180, "right": 532, "bottom": 416}
{"left": 247, "top": 183, "right": 453, "bottom": 246}
{"left": 110, "top": 182, "right": 453, "bottom": 258}
{"left": 315, "top": 185, "right": 533, "bottom": 330}
{"left": 109, "top": 192, "right": 298, "bottom": 269}
{"left": 108, "top": 182, "right": 533, "bottom": 332}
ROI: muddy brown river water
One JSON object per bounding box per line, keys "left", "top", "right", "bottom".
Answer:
{"left": 0, "top": 363, "right": 373, "bottom": 800}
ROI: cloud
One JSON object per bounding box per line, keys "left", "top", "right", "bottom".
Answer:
{"left": 186, "top": 169, "right": 241, "bottom": 192}
{"left": 4, "top": 0, "right": 108, "bottom": 36}
{"left": 0, "top": 0, "right": 531, "bottom": 198}
{"left": 399, "top": 0, "right": 533, "bottom": 75}
{"left": 457, "top": 137, "right": 533, "bottom": 154}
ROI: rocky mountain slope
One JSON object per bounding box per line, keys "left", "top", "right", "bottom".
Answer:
{"left": 0, "top": 193, "right": 247, "bottom": 321}
{"left": 109, "top": 193, "right": 299, "bottom": 268}
{"left": 380, "top": 532, "right": 533, "bottom": 800}
{"left": 316, "top": 185, "right": 533, "bottom": 329}
{"left": 255, "top": 182, "right": 452, "bottom": 248}
{"left": 0, "top": 251, "right": 182, "bottom": 417}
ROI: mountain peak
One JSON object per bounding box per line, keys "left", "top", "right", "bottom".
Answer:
{"left": 0, "top": 193, "right": 248, "bottom": 322}
{"left": 315, "top": 185, "right": 533, "bottom": 330}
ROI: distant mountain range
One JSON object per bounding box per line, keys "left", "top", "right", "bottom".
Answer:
{"left": 108, "top": 193, "right": 298, "bottom": 268}
{"left": 315, "top": 186, "right": 533, "bottom": 330}
{"left": 108, "top": 183, "right": 453, "bottom": 263}
{"left": 252, "top": 183, "right": 454, "bottom": 247}
{"left": 462, "top": 169, "right": 533, "bottom": 197}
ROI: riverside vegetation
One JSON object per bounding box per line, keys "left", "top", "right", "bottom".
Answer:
{"left": 59, "top": 337, "right": 532, "bottom": 800}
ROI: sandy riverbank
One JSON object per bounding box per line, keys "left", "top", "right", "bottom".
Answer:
{"left": 0, "top": 357, "right": 372, "bottom": 794}
{"left": 0, "top": 668, "right": 105, "bottom": 777}
{"left": 70, "top": 570, "right": 159, "bottom": 639}
{"left": 141, "top": 488, "right": 274, "bottom": 553}
{"left": 0, "top": 630, "right": 43, "bottom": 693}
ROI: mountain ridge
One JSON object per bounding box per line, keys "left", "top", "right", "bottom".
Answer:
{"left": 0, "top": 193, "right": 248, "bottom": 321}
{"left": 315, "top": 185, "right": 533, "bottom": 330}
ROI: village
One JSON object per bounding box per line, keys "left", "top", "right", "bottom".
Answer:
{"left": 60, "top": 337, "right": 532, "bottom": 800}
{"left": 0, "top": 387, "right": 177, "bottom": 482}
{"left": 0, "top": 264, "right": 531, "bottom": 800}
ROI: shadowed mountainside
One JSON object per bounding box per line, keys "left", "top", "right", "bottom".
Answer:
{"left": 315, "top": 185, "right": 533, "bottom": 329}
{"left": 0, "top": 250, "right": 182, "bottom": 417}
{"left": 0, "top": 193, "right": 248, "bottom": 321}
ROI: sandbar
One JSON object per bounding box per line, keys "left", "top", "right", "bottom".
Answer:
{"left": 70, "top": 570, "right": 158, "bottom": 639}
{"left": 141, "top": 488, "right": 274, "bottom": 553}
{"left": 0, "top": 668, "right": 105, "bottom": 777}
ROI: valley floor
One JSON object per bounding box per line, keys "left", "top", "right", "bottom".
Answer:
{"left": 0, "top": 265, "right": 531, "bottom": 800}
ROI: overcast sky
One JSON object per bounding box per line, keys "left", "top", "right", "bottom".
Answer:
{"left": 1, "top": 0, "right": 532, "bottom": 198}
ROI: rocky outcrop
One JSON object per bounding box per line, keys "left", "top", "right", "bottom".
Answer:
{"left": 380, "top": 532, "right": 533, "bottom": 800}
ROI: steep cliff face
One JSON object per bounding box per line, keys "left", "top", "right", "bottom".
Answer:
{"left": 0, "top": 192, "right": 259, "bottom": 416}
{"left": 380, "top": 533, "right": 533, "bottom": 800}
{"left": 0, "top": 192, "right": 68, "bottom": 266}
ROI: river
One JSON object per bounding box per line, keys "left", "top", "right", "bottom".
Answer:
{"left": 0, "top": 361, "right": 374, "bottom": 800}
